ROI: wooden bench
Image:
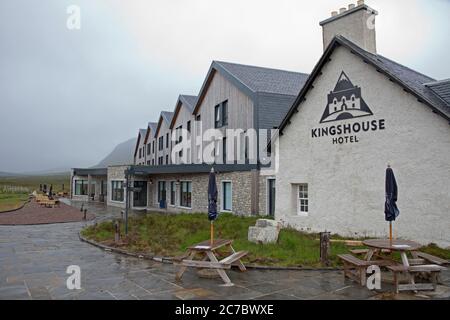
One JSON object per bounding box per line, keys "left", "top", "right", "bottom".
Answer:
{"left": 414, "top": 252, "right": 449, "bottom": 265}
{"left": 39, "top": 200, "right": 59, "bottom": 208}
{"left": 350, "top": 248, "right": 391, "bottom": 255}
{"left": 387, "top": 264, "right": 447, "bottom": 293}
{"left": 338, "top": 254, "right": 394, "bottom": 286}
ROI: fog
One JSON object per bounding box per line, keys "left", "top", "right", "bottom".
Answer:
{"left": 0, "top": 0, "right": 448, "bottom": 172}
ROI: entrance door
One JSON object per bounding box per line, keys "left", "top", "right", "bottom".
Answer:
{"left": 268, "top": 179, "right": 276, "bottom": 217}
{"left": 133, "top": 181, "right": 147, "bottom": 207}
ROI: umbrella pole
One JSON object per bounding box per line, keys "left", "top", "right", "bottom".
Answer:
{"left": 210, "top": 221, "right": 214, "bottom": 246}
{"left": 389, "top": 222, "right": 393, "bottom": 244}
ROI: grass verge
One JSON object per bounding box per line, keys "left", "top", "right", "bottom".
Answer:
{"left": 0, "top": 192, "right": 29, "bottom": 212}
{"left": 80, "top": 212, "right": 450, "bottom": 267}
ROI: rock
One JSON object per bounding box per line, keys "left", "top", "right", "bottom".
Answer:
{"left": 248, "top": 219, "right": 281, "bottom": 244}
{"left": 255, "top": 219, "right": 281, "bottom": 228}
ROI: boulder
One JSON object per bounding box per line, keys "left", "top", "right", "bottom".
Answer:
{"left": 248, "top": 219, "right": 281, "bottom": 244}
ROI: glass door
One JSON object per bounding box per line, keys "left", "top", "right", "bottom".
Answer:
{"left": 133, "top": 181, "right": 147, "bottom": 207}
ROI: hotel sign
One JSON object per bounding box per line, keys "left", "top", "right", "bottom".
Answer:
{"left": 312, "top": 71, "right": 385, "bottom": 144}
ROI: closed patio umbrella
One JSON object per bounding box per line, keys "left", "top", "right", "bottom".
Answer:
{"left": 385, "top": 165, "right": 400, "bottom": 243}
{"left": 208, "top": 167, "right": 218, "bottom": 245}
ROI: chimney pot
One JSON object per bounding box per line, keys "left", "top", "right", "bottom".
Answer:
{"left": 320, "top": 1, "right": 378, "bottom": 54}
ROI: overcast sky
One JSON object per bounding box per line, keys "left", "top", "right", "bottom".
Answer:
{"left": 0, "top": 0, "right": 448, "bottom": 173}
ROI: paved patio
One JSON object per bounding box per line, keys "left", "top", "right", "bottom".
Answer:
{"left": 0, "top": 201, "right": 449, "bottom": 300}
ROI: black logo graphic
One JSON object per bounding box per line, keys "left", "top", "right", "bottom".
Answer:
{"left": 320, "top": 71, "right": 373, "bottom": 123}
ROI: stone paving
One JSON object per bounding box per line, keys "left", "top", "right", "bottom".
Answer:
{"left": 0, "top": 201, "right": 449, "bottom": 300}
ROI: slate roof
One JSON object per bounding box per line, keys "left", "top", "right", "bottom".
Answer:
{"left": 139, "top": 128, "right": 147, "bottom": 138}
{"left": 425, "top": 79, "right": 450, "bottom": 106}
{"left": 193, "top": 60, "right": 309, "bottom": 130}
{"left": 134, "top": 128, "right": 148, "bottom": 157}
{"left": 147, "top": 122, "right": 158, "bottom": 133}
{"left": 214, "top": 61, "right": 309, "bottom": 95}
{"left": 160, "top": 111, "right": 174, "bottom": 124}
{"left": 179, "top": 95, "right": 197, "bottom": 112}
{"left": 278, "top": 35, "right": 450, "bottom": 134}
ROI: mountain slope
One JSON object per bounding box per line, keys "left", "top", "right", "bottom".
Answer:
{"left": 0, "top": 171, "right": 23, "bottom": 177}
{"left": 92, "top": 138, "right": 136, "bottom": 168}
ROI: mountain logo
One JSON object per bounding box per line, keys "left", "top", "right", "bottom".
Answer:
{"left": 319, "top": 71, "right": 373, "bottom": 123}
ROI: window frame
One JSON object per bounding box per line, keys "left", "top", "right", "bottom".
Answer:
{"left": 111, "top": 180, "right": 125, "bottom": 202}
{"left": 297, "top": 184, "right": 309, "bottom": 216}
{"left": 221, "top": 180, "right": 232, "bottom": 212}
{"left": 169, "top": 181, "right": 176, "bottom": 206}
{"left": 179, "top": 181, "right": 192, "bottom": 208}
{"left": 74, "top": 179, "right": 88, "bottom": 196}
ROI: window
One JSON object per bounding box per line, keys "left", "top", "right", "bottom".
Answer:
{"left": 74, "top": 180, "right": 88, "bottom": 196}
{"left": 170, "top": 181, "right": 176, "bottom": 205}
{"left": 158, "top": 181, "right": 166, "bottom": 202}
{"left": 165, "top": 154, "right": 169, "bottom": 164}
{"left": 158, "top": 156, "right": 163, "bottom": 165}
{"left": 111, "top": 181, "right": 124, "bottom": 202}
{"left": 180, "top": 181, "right": 192, "bottom": 208}
{"left": 158, "top": 136, "right": 164, "bottom": 151}
{"left": 176, "top": 125, "right": 183, "bottom": 158}
{"left": 152, "top": 141, "right": 155, "bottom": 153}
{"left": 214, "top": 105, "right": 220, "bottom": 128}
{"left": 152, "top": 159, "right": 154, "bottom": 165}
{"left": 139, "top": 148, "right": 141, "bottom": 158}
{"left": 222, "top": 137, "right": 227, "bottom": 164}
{"left": 214, "top": 101, "right": 228, "bottom": 128}
{"left": 196, "top": 115, "right": 201, "bottom": 134}
{"left": 166, "top": 133, "right": 169, "bottom": 148}
{"left": 147, "top": 160, "right": 150, "bottom": 165}
{"left": 187, "top": 120, "right": 191, "bottom": 133}
{"left": 298, "top": 184, "right": 308, "bottom": 215}
{"left": 222, "top": 100, "right": 228, "bottom": 126}
{"left": 222, "top": 181, "right": 232, "bottom": 211}
{"left": 147, "top": 143, "right": 151, "bottom": 155}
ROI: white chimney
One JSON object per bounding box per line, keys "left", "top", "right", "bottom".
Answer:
{"left": 320, "top": 1, "right": 378, "bottom": 53}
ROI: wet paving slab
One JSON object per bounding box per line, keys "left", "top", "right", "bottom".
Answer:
{"left": 1, "top": 201, "right": 449, "bottom": 300}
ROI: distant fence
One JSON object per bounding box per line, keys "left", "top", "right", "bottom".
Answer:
{"left": 1, "top": 185, "right": 31, "bottom": 193}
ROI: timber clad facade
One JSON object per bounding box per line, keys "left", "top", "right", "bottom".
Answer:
{"left": 71, "top": 1, "right": 449, "bottom": 246}
{"left": 72, "top": 60, "right": 307, "bottom": 216}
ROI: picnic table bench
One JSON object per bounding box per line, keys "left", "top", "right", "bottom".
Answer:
{"left": 387, "top": 264, "right": 447, "bottom": 293}
{"left": 338, "top": 254, "right": 395, "bottom": 286}
{"left": 175, "top": 239, "right": 248, "bottom": 286}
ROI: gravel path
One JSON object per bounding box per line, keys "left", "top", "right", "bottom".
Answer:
{"left": 0, "top": 199, "right": 95, "bottom": 225}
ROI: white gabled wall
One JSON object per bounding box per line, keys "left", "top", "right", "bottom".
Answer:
{"left": 275, "top": 46, "right": 450, "bottom": 248}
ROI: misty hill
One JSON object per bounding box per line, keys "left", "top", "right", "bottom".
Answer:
{"left": 0, "top": 171, "right": 23, "bottom": 177}
{"left": 92, "top": 138, "right": 136, "bottom": 168}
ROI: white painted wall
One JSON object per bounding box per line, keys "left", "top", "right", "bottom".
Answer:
{"left": 275, "top": 46, "right": 450, "bottom": 248}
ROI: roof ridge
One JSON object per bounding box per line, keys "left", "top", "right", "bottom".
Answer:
{"left": 214, "top": 61, "right": 256, "bottom": 93}
{"left": 214, "top": 60, "right": 308, "bottom": 76}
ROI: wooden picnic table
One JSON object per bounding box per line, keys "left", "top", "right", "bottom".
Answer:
{"left": 363, "top": 239, "right": 422, "bottom": 266}
{"left": 363, "top": 239, "right": 425, "bottom": 292}
{"left": 175, "top": 239, "right": 248, "bottom": 286}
